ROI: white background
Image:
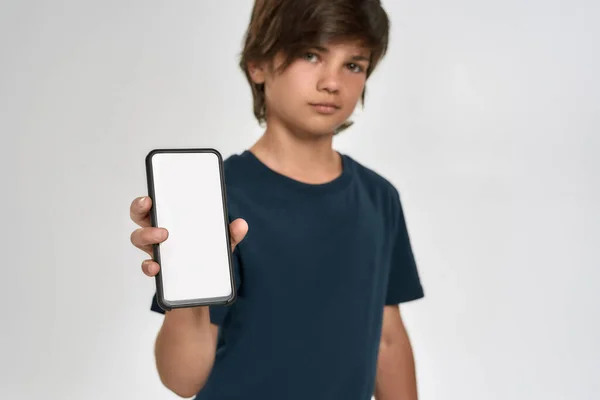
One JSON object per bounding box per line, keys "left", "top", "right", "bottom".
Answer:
{"left": 2, "top": 0, "right": 598, "bottom": 399}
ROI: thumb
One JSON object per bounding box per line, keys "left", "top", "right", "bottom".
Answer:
{"left": 229, "top": 218, "right": 248, "bottom": 251}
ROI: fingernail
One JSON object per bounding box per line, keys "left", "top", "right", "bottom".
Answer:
{"left": 138, "top": 196, "right": 146, "bottom": 206}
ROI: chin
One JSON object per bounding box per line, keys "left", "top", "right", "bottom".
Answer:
{"left": 299, "top": 125, "right": 337, "bottom": 139}
{"left": 298, "top": 118, "right": 348, "bottom": 138}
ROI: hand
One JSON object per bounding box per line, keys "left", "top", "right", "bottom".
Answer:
{"left": 129, "top": 196, "right": 248, "bottom": 277}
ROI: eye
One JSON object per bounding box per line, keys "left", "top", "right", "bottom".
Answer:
{"left": 347, "top": 63, "right": 364, "bottom": 73}
{"left": 303, "top": 52, "right": 319, "bottom": 63}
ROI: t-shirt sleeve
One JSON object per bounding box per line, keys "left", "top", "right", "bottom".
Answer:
{"left": 150, "top": 250, "right": 242, "bottom": 326}
{"left": 208, "top": 250, "right": 242, "bottom": 325}
{"left": 385, "top": 190, "right": 425, "bottom": 305}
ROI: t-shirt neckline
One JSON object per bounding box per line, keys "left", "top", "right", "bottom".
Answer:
{"left": 241, "top": 150, "right": 353, "bottom": 195}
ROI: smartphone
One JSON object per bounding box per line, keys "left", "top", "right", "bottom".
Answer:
{"left": 145, "top": 148, "right": 236, "bottom": 311}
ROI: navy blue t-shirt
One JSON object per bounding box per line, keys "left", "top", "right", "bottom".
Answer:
{"left": 151, "top": 150, "right": 424, "bottom": 400}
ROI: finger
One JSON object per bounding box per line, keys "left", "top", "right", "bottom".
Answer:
{"left": 142, "top": 259, "right": 160, "bottom": 277}
{"left": 139, "top": 244, "right": 153, "bottom": 257}
{"left": 229, "top": 218, "right": 248, "bottom": 252}
{"left": 130, "top": 227, "right": 168, "bottom": 253}
{"left": 130, "top": 196, "right": 152, "bottom": 227}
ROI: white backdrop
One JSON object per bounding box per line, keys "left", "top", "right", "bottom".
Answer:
{"left": 2, "top": 0, "right": 599, "bottom": 399}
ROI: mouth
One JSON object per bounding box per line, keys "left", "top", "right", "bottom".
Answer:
{"left": 309, "top": 102, "right": 341, "bottom": 114}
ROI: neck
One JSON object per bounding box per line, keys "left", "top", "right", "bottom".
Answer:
{"left": 249, "top": 118, "right": 342, "bottom": 185}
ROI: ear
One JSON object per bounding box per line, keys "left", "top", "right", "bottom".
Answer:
{"left": 247, "top": 60, "right": 266, "bottom": 84}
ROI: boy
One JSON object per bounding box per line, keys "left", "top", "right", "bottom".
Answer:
{"left": 129, "top": 0, "right": 425, "bottom": 399}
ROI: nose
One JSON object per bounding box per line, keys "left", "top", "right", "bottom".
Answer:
{"left": 317, "top": 66, "right": 341, "bottom": 94}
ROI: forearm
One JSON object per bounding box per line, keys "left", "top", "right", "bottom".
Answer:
{"left": 155, "top": 307, "right": 217, "bottom": 398}
{"left": 374, "top": 335, "right": 418, "bottom": 400}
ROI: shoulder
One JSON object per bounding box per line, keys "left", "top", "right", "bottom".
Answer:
{"left": 222, "top": 151, "right": 246, "bottom": 177}
{"left": 343, "top": 153, "right": 402, "bottom": 211}
{"left": 221, "top": 150, "right": 256, "bottom": 189}
{"left": 220, "top": 151, "right": 253, "bottom": 216}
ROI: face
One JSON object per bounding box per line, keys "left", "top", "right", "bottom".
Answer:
{"left": 249, "top": 40, "right": 371, "bottom": 138}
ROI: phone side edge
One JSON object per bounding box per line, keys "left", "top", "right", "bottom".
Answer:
{"left": 215, "top": 149, "right": 238, "bottom": 306}
{"left": 145, "top": 150, "right": 172, "bottom": 312}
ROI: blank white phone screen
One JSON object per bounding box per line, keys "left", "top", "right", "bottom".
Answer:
{"left": 149, "top": 151, "right": 232, "bottom": 303}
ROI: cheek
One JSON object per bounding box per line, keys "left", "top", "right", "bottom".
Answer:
{"left": 265, "top": 78, "right": 304, "bottom": 116}
{"left": 265, "top": 79, "right": 289, "bottom": 104}
{"left": 351, "top": 76, "right": 367, "bottom": 95}
{"left": 343, "top": 77, "right": 366, "bottom": 104}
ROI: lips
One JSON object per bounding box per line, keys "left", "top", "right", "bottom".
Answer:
{"left": 309, "top": 103, "right": 340, "bottom": 115}
{"left": 310, "top": 102, "right": 340, "bottom": 109}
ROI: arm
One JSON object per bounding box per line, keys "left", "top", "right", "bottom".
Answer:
{"left": 154, "top": 307, "right": 219, "bottom": 398}
{"left": 374, "top": 305, "right": 418, "bottom": 400}
{"left": 129, "top": 195, "right": 249, "bottom": 398}
{"left": 154, "top": 219, "right": 247, "bottom": 397}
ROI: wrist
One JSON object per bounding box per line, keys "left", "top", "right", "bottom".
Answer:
{"left": 164, "top": 306, "right": 210, "bottom": 328}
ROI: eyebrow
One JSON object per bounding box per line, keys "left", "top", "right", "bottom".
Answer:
{"left": 313, "top": 46, "right": 371, "bottom": 63}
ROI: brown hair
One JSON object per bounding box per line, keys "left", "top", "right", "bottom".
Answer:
{"left": 239, "top": 0, "right": 390, "bottom": 132}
